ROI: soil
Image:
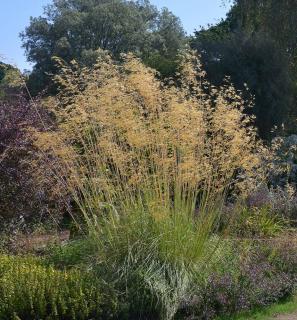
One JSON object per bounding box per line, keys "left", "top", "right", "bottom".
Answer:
{"left": 14, "top": 230, "right": 70, "bottom": 252}
{"left": 273, "top": 312, "right": 297, "bottom": 320}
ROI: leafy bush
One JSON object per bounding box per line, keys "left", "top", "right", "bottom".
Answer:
{"left": 229, "top": 206, "right": 289, "bottom": 238}
{"left": 0, "top": 62, "right": 23, "bottom": 100}
{"left": 268, "top": 235, "right": 297, "bottom": 275}
{"left": 0, "top": 255, "right": 118, "bottom": 320}
{"left": 0, "top": 93, "right": 71, "bottom": 230}
{"left": 45, "top": 237, "right": 98, "bottom": 268}
{"left": 243, "top": 183, "right": 297, "bottom": 232}
{"left": 179, "top": 239, "right": 297, "bottom": 319}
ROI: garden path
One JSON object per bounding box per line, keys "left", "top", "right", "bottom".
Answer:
{"left": 273, "top": 312, "right": 297, "bottom": 320}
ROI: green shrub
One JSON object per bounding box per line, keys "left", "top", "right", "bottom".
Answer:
{"left": 45, "top": 237, "right": 98, "bottom": 268}
{"left": 267, "top": 235, "right": 297, "bottom": 275}
{"left": 0, "top": 255, "right": 117, "bottom": 320}
{"left": 177, "top": 238, "right": 297, "bottom": 319}
{"left": 230, "top": 206, "right": 289, "bottom": 238}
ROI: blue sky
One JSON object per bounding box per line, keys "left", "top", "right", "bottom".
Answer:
{"left": 0, "top": 0, "right": 231, "bottom": 71}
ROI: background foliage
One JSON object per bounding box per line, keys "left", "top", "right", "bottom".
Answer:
{"left": 21, "top": 0, "right": 186, "bottom": 94}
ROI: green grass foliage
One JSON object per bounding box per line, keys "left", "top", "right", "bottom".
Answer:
{"left": 0, "top": 255, "right": 117, "bottom": 320}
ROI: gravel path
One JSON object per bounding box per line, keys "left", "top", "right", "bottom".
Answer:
{"left": 272, "top": 312, "right": 297, "bottom": 320}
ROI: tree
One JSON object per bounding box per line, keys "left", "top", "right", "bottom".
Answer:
{"left": 191, "top": 31, "right": 293, "bottom": 139}
{"left": 21, "top": 0, "right": 185, "bottom": 94}
{"left": 191, "top": 0, "right": 297, "bottom": 139}
{"left": 0, "top": 62, "right": 24, "bottom": 100}
{"left": 226, "top": 0, "right": 297, "bottom": 60}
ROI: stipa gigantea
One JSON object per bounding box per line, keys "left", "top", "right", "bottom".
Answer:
{"left": 33, "top": 49, "right": 267, "bottom": 319}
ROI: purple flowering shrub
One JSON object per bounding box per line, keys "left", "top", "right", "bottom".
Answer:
{"left": 247, "top": 184, "right": 297, "bottom": 224}
{"left": 268, "top": 236, "right": 297, "bottom": 276}
{"left": 242, "top": 257, "right": 293, "bottom": 307}
{"left": 178, "top": 239, "right": 297, "bottom": 319}
{"left": 224, "top": 185, "right": 293, "bottom": 238}
{"left": 0, "top": 95, "right": 69, "bottom": 231}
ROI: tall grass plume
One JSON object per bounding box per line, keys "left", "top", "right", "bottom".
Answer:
{"left": 32, "top": 50, "right": 266, "bottom": 319}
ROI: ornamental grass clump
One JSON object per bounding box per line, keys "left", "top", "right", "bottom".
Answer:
{"left": 35, "top": 50, "right": 266, "bottom": 220}
{"left": 33, "top": 50, "right": 266, "bottom": 319}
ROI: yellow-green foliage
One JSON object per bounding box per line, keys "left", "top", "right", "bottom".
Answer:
{"left": 0, "top": 63, "right": 23, "bottom": 99}
{"left": 0, "top": 255, "right": 117, "bottom": 320}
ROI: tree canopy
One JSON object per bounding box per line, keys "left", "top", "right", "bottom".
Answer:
{"left": 228, "top": 0, "right": 297, "bottom": 58}
{"left": 21, "top": 0, "right": 185, "bottom": 94}
{"left": 191, "top": 0, "right": 297, "bottom": 139}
